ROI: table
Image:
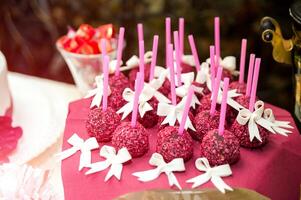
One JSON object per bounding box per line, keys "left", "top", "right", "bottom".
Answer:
{"left": 62, "top": 98, "right": 301, "bottom": 200}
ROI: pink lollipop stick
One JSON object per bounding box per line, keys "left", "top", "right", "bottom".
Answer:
{"left": 149, "top": 35, "right": 159, "bottom": 82}
{"left": 210, "top": 45, "right": 216, "bottom": 90}
{"left": 179, "top": 18, "right": 185, "bottom": 58}
{"left": 218, "top": 78, "right": 229, "bottom": 135}
{"left": 210, "top": 66, "right": 223, "bottom": 116}
{"left": 246, "top": 54, "right": 255, "bottom": 97}
{"left": 102, "top": 55, "right": 110, "bottom": 111}
{"left": 168, "top": 44, "right": 177, "bottom": 106}
{"left": 249, "top": 58, "right": 261, "bottom": 112}
{"left": 101, "top": 38, "right": 107, "bottom": 61}
{"left": 174, "top": 31, "right": 182, "bottom": 86}
{"left": 178, "top": 86, "right": 194, "bottom": 135}
{"left": 139, "top": 40, "right": 145, "bottom": 81}
{"left": 137, "top": 23, "right": 144, "bottom": 42}
{"left": 165, "top": 17, "right": 171, "bottom": 67}
{"left": 188, "top": 35, "right": 201, "bottom": 72}
{"left": 115, "top": 27, "right": 125, "bottom": 76}
{"left": 239, "top": 39, "right": 247, "bottom": 84}
{"left": 214, "top": 17, "right": 220, "bottom": 67}
{"left": 131, "top": 72, "right": 142, "bottom": 127}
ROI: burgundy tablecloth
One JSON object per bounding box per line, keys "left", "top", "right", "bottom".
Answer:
{"left": 61, "top": 98, "right": 301, "bottom": 200}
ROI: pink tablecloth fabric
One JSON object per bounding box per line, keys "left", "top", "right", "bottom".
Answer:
{"left": 61, "top": 98, "right": 301, "bottom": 200}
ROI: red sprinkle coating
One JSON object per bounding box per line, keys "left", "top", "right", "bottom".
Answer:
{"left": 158, "top": 79, "right": 170, "bottom": 96}
{"left": 195, "top": 94, "right": 216, "bottom": 115}
{"left": 137, "top": 98, "right": 159, "bottom": 128}
{"left": 109, "top": 73, "right": 129, "bottom": 90}
{"left": 128, "top": 63, "right": 151, "bottom": 89}
{"left": 156, "top": 126, "right": 193, "bottom": 162}
{"left": 108, "top": 87, "right": 126, "bottom": 111}
{"left": 229, "top": 81, "right": 247, "bottom": 94}
{"left": 180, "top": 62, "right": 196, "bottom": 73}
{"left": 193, "top": 110, "right": 220, "bottom": 141}
{"left": 112, "top": 121, "right": 149, "bottom": 158}
{"left": 230, "top": 120, "right": 270, "bottom": 148}
{"left": 86, "top": 107, "right": 121, "bottom": 142}
{"left": 201, "top": 129, "right": 240, "bottom": 166}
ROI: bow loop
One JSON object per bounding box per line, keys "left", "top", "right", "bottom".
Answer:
{"left": 85, "top": 145, "right": 132, "bottom": 181}
{"left": 186, "top": 157, "right": 233, "bottom": 193}
{"left": 57, "top": 134, "right": 99, "bottom": 171}
{"left": 133, "top": 153, "right": 185, "bottom": 189}
{"left": 85, "top": 75, "right": 111, "bottom": 108}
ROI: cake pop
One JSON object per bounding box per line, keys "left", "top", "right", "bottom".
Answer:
{"left": 156, "top": 86, "right": 195, "bottom": 162}
{"left": 137, "top": 97, "right": 159, "bottom": 128}
{"left": 156, "top": 126, "right": 193, "bottom": 162}
{"left": 194, "top": 66, "right": 223, "bottom": 141}
{"left": 200, "top": 78, "right": 240, "bottom": 166}
{"left": 112, "top": 121, "right": 148, "bottom": 158}
{"left": 86, "top": 107, "right": 121, "bottom": 142}
{"left": 230, "top": 58, "right": 269, "bottom": 148}
{"left": 112, "top": 72, "right": 149, "bottom": 157}
{"left": 86, "top": 55, "right": 121, "bottom": 142}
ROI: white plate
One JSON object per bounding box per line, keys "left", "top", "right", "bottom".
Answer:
{"left": 7, "top": 73, "right": 81, "bottom": 164}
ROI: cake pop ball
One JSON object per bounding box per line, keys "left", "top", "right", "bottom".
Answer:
{"left": 109, "top": 73, "right": 129, "bottom": 90}
{"left": 86, "top": 107, "right": 121, "bottom": 142}
{"left": 195, "top": 94, "right": 216, "bottom": 114}
{"left": 221, "top": 69, "right": 235, "bottom": 82}
{"left": 229, "top": 81, "right": 247, "bottom": 94}
{"left": 156, "top": 126, "right": 193, "bottom": 162}
{"left": 201, "top": 129, "right": 240, "bottom": 166}
{"left": 137, "top": 97, "right": 159, "bottom": 128}
{"left": 193, "top": 110, "right": 220, "bottom": 141}
{"left": 158, "top": 79, "right": 171, "bottom": 96}
{"left": 180, "top": 62, "right": 196, "bottom": 73}
{"left": 230, "top": 120, "right": 270, "bottom": 148}
{"left": 112, "top": 121, "right": 149, "bottom": 158}
{"left": 128, "top": 63, "right": 151, "bottom": 89}
{"left": 108, "top": 87, "right": 126, "bottom": 111}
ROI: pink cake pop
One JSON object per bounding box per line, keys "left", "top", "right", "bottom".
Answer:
{"left": 112, "top": 73, "right": 149, "bottom": 157}
{"left": 193, "top": 70, "right": 224, "bottom": 141}
{"left": 201, "top": 78, "right": 240, "bottom": 166}
{"left": 137, "top": 97, "right": 159, "bottom": 128}
{"left": 156, "top": 87, "right": 194, "bottom": 162}
{"left": 86, "top": 55, "right": 121, "bottom": 142}
{"left": 228, "top": 39, "right": 247, "bottom": 93}
{"left": 230, "top": 58, "right": 269, "bottom": 148}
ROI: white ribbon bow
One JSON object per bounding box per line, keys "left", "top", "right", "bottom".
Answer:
{"left": 85, "top": 145, "right": 132, "bottom": 181}
{"left": 206, "top": 56, "right": 238, "bottom": 74}
{"left": 186, "top": 157, "right": 233, "bottom": 193}
{"left": 216, "top": 88, "right": 242, "bottom": 111}
{"left": 117, "top": 82, "right": 169, "bottom": 119}
{"left": 57, "top": 133, "right": 99, "bottom": 171}
{"left": 236, "top": 101, "right": 275, "bottom": 142}
{"left": 157, "top": 97, "right": 196, "bottom": 131}
{"left": 108, "top": 51, "right": 153, "bottom": 74}
{"left": 85, "top": 75, "right": 111, "bottom": 108}
{"left": 263, "top": 108, "right": 293, "bottom": 136}
{"left": 132, "top": 153, "right": 185, "bottom": 189}
{"left": 175, "top": 72, "right": 202, "bottom": 109}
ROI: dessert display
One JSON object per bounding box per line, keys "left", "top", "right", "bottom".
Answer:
{"left": 59, "top": 17, "right": 300, "bottom": 200}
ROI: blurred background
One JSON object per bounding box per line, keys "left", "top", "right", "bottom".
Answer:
{"left": 0, "top": 0, "right": 296, "bottom": 113}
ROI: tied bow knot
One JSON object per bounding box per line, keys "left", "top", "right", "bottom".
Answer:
{"left": 175, "top": 72, "right": 203, "bottom": 109}
{"left": 216, "top": 89, "right": 242, "bottom": 111}
{"left": 157, "top": 97, "right": 196, "bottom": 131}
{"left": 186, "top": 157, "right": 233, "bottom": 193}
{"left": 206, "top": 56, "right": 237, "bottom": 74}
{"left": 57, "top": 134, "right": 99, "bottom": 171}
{"left": 85, "top": 75, "right": 112, "bottom": 108}
{"left": 117, "top": 86, "right": 155, "bottom": 119}
{"left": 132, "top": 153, "right": 185, "bottom": 189}
{"left": 263, "top": 108, "right": 293, "bottom": 136}
{"left": 236, "top": 101, "right": 275, "bottom": 142}
{"left": 85, "top": 145, "right": 132, "bottom": 181}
